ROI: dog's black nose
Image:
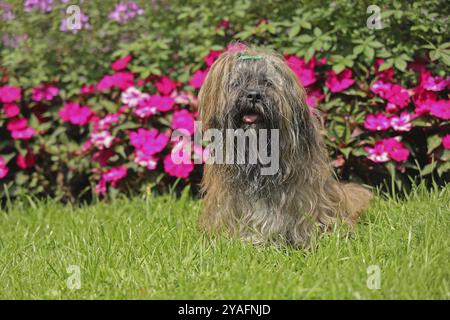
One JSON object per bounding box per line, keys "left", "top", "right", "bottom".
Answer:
{"left": 246, "top": 91, "right": 261, "bottom": 103}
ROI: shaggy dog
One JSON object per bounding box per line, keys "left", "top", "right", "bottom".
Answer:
{"left": 198, "top": 46, "right": 372, "bottom": 248}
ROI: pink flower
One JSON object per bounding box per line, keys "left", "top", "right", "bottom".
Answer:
{"left": 59, "top": 103, "right": 93, "bottom": 125}
{"left": 442, "top": 135, "right": 450, "bottom": 150}
{"left": 371, "top": 80, "right": 410, "bottom": 109}
{"left": 305, "top": 87, "right": 324, "bottom": 108}
{"left": 2, "top": 103, "right": 20, "bottom": 118}
{"left": 413, "top": 89, "right": 437, "bottom": 116}
{"left": 383, "top": 138, "right": 410, "bottom": 162}
{"left": 364, "top": 113, "right": 390, "bottom": 131}
{"left": 0, "top": 85, "right": 21, "bottom": 103}
{"left": 172, "top": 91, "right": 198, "bottom": 107}
{"left": 189, "top": 69, "right": 208, "bottom": 89}
{"left": 102, "top": 166, "right": 127, "bottom": 187}
{"left": 92, "top": 149, "right": 115, "bottom": 166}
{"left": 365, "top": 138, "right": 410, "bottom": 163}
{"left": 129, "top": 128, "right": 169, "bottom": 155}
{"left": 374, "top": 58, "right": 394, "bottom": 82}
{"left": 0, "top": 156, "right": 9, "bottom": 179}
{"left": 91, "top": 131, "right": 114, "bottom": 149}
{"left": 141, "top": 94, "right": 174, "bottom": 112}
{"left": 172, "top": 109, "right": 195, "bottom": 135}
{"left": 32, "top": 84, "right": 59, "bottom": 102}
{"left": 226, "top": 42, "right": 247, "bottom": 53}
{"left": 420, "top": 71, "right": 449, "bottom": 92}
{"left": 95, "top": 113, "right": 120, "bottom": 131}
{"left": 6, "top": 118, "right": 35, "bottom": 140}
{"left": 134, "top": 151, "right": 158, "bottom": 170}
{"left": 430, "top": 100, "right": 450, "bottom": 120}
{"left": 111, "top": 54, "right": 132, "bottom": 71}
{"left": 286, "top": 55, "right": 316, "bottom": 87}
{"left": 163, "top": 154, "right": 194, "bottom": 178}
{"left": 390, "top": 112, "right": 412, "bottom": 132}
{"left": 408, "top": 58, "right": 428, "bottom": 73}
{"left": 154, "top": 76, "right": 177, "bottom": 95}
{"left": 218, "top": 19, "right": 230, "bottom": 29}
{"left": 16, "top": 151, "right": 36, "bottom": 169}
{"left": 204, "top": 50, "right": 223, "bottom": 67}
{"left": 80, "top": 84, "right": 96, "bottom": 95}
{"left": 325, "top": 68, "right": 355, "bottom": 93}
{"left": 121, "top": 86, "right": 144, "bottom": 107}
{"left": 365, "top": 144, "right": 390, "bottom": 163}
{"left": 97, "top": 71, "right": 134, "bottom": 91}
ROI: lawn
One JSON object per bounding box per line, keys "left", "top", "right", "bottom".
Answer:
{"left": 0, "top": 184, "right": 449, "bottom": 299}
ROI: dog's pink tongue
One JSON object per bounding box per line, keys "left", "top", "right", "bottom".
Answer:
{"left": 242, "top": 114, "right": 259, "bottom": 124}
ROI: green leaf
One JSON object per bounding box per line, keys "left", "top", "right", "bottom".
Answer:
{"left": 394, "top": 57, "right": 407, "bottom": 71}
{"left": 427, "top": 135, "right": 442, "bottom": 154}
{"left": 297, "top": 34, "right": 313, "bottom": 43}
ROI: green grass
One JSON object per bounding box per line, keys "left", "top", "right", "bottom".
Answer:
{"left": 0, "top": 184, "right": 449, "bottom": 299}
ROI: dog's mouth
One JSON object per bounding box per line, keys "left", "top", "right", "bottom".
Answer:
{"left": 241, "top": 112, "right": 260, "bottom": 124}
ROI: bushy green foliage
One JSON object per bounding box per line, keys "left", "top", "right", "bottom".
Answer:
{"left": 0, "top": 0, "right": 449, "bottom": 201}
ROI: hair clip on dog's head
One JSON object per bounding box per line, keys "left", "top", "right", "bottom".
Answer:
{"left": 238, "top": 55, "right": 263, "bottom": 61}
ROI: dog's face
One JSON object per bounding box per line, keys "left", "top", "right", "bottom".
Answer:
{"left": 226, "top": 58, "right": 282, "bottom": 130}
{"left": 199, "top": 47, "right": 323, "bottom": 196}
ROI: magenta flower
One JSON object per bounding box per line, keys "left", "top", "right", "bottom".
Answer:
{"left": 383, "top": 138, "right": 410, "bottom": 162}
{"left": 420, "top": 71, "right": 449, "bottom": 92}
{"left": 155, "top": 76, "right": 177, "bottom": 95}
{"left": 365, "top": 138, "right": 410, "bottom": 163}
{"left": 16, "top": 151, "right": 37, "bottom": 169}
{"left": 325, "top": 68, "right": 355, "bottom": 93}
{"left": 430, "top": 100, "right": 450, "bottom": 120}
{"left": 286, "top": 55, "right": 317, "bottom": 87}
{"left": 137, "top": 94, "right": 175, "bottom": 115}
{"left": 97, "top": 71, "right": 134, "bottom": 91}
{"left": 374, "top": 58, "right": 394, "bottom": 82}
{"left": 32, "top": 84, "right": 59, "bottom": 102}
{"left": 134, "top": 151, "right": 158, "bottom": 170}
{"left": 172, "top": 109, "right": 195, "bottom": 135}
{"left": 413, "top": 89, "right": 437, "bottom": 116}
{"left": 95, "top": 113, "right": 120, "bottom": 131}
{"left": 442, "top": 135, "right": 450, "bottom": 150}
{"left": 364, "top": 113, "right": 390, "bottom": 131}
{"left": 371, "top": 80, "right": 410, "bottom": 109}
{"left": 111, "top": 54, "right": 132, "bottom": 71}
{"left": 390, "top": 112, "right": 412, "bottom": 132}
{"left": 204, "top": 50, "right": 223, "bottom": 67}
{"left": 121, "top": 86, "right": 144, "bottom": 107}
{"left": 129, "top": 128, "right": 169, "bottom": 156}
{"left": 92, "top": 149, "right": 115, "bottom": 166}
{"left": 0, "top": 156, "right": 8, "bottom": 179}
{"left": 59, "top": 103, "right": 93, "bottom": 125}
{"left": 365, "top": 144, "right": 390, "bottom": 163}
{"left": 306, "top": 87, "right": 325, "bottom": 108}
{"left": 0, "top": 85, "right": 21, "bottom": 103}
{"left": 189, "top": 69, "right": 208, "bottom": 89}
{"left": 95, "top": 166, "right": 128, "bottom": 195}
{"left": 91, "top": 131, "right": 114, "bottom": 150}
{"left": 163, "top": 154, "right": 194, "bottom": 179}
{"left": 7, "top": 118, "right": 35, "bottom": 140}
{"left": 2, "top": 103, "right": 20, "bottom": 118}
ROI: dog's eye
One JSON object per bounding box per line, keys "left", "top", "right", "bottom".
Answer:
{"left": 264, "top": 79, "right": 274, "bottom": 87}
{"left": 230, "top": 81, "right": 239, "bottom": 89}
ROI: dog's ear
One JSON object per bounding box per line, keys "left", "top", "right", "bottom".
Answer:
{"left": 198, "top": 53, "right": 234, "bottom": 129}
{"left": 276, "top": 58, "right": 325, "bottom": 162}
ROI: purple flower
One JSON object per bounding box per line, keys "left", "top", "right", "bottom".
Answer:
{"left": 24, "top": 0, "right": 53, "bottom": 13}
{"left": 108, "top": 1, "right": 144, "bottom": 24}
{"left": 0, "top": 2, "right": 15, "bottom": 21}
{"left": 60, "top": 9, "right": 91, "bottom": 33}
